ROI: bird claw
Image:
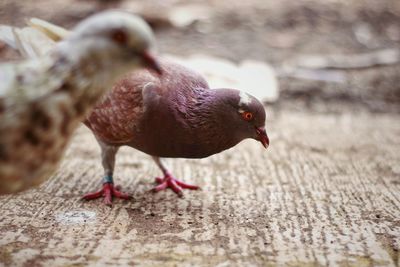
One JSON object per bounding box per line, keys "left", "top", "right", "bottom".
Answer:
{"left": 82, "top": 182, "right": 131, "bottom": 206}
{"left": 152, "top": 173, "right": 200, "bottom": 197}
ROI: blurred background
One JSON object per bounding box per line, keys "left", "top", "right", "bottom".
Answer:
{"left": 1, "top": 0, "right": 399, "bottom": 113}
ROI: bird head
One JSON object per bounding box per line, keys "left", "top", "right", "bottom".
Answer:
{"left": 216, "top": 89, "right": 269, "bottom": 149}
{"left": 65, "top": 11, "right": 161, "bottom": 75}
{"left": 236, "top": 91, "right": 269, "bottom": 149}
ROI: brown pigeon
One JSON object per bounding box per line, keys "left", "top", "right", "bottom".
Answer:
{"left": 0, "top": 11, "right": 161, "bottom": 194}
{"left": 83, "top": 59, "right": 269, "bottom": 205}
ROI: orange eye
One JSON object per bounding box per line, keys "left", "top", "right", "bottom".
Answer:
{"left": 111, "top": 29, "right": 127, "bottom": 45}
{"left": 242, "top": 111, "right": 253, "bottom": 121}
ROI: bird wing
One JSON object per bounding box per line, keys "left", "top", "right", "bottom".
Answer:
{"left": 0, "top": 24, "right": 56, "bottom": 58}
{"left": 0, "top": 57, "right": 67, "bottom": 102}
{"left": 0, "top": 63, "right": 18, "bottom": 97}
{"left": 27, "top": 18, "right": 70, "bottom": 42}
{"left": 0, "top": 17, "right": 71, "bottom": 59}
{"left": 84, "top": 71, "right": 157, "bottom": 144}
{"left": 0, "top": 19, "right": 71, "bottom": 101}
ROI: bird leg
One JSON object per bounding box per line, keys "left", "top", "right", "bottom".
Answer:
{"left": 82, "top": 175, "right": 131, "bottom": 206}
{"left": 82, "top": 141, "right": 130, "bottom": 206}
{"left": 151, "top": 157, "right": 200, "bottom": 197}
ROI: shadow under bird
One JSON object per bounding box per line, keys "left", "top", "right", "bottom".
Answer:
{"left": 0, "top": 11, "right": 161, "bottom": 194}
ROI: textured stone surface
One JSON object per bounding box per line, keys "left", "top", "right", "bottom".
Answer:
{"left": 0, "top": 110, "right": 399, "bottom": 266}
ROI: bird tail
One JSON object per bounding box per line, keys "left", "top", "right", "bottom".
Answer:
{"left": 27, "top": 18, "right": 69, "bottom": 42}
{"left": 0, "top": 18, "right": 69, "bottom": 59}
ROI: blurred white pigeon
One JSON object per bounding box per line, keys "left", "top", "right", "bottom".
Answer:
{"left": 0, "top": 11, "right": 162, "bottom": 194}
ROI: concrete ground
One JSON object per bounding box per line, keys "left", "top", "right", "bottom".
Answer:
{"left": 0, "top": 110, "right": 399, "bottom": 266}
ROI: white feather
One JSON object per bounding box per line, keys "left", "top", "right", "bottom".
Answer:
{"left": 0, "top": 25, "right": 56, "bottom": 58}
{"left": 239, "top": 91, "right": 251, "bottom": 106}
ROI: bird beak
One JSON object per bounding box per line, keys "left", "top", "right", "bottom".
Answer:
{"left": 255, "top": 127, "right": 269, "bottom": 149}
{"left": 141, "top": 50, "right": 162, "bottom": 75}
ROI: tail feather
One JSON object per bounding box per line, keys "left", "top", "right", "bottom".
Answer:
{"left": 12, "top": 27, "right": 40, "bottom": 58}
{"left": 27, "top": 18, "right": 69, "bottom": 41}
{"left": 0, "top": 19, "right": 69, "bottom": 97}
{"left": 0, "top": 25, "right": 56, "bottom": 59}
{"left": 0, "top": 17, "right": 69, "bottom": 59}
{"left": 0, "top": 26, "right": 18, "bottom": 50}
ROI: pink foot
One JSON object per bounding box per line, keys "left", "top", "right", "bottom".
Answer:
{"left": 82, "top": 183, "right": 131, "bottom": 206}
{"left": 152, "top": 173, "right": 200, "bottom": 197}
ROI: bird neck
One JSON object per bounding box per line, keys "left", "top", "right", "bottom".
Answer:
{"left": 47, "top": 41, "right": 129, "bottom": 113}
{"left": 25, "top": 44, "right": 126, "bottom": 138}
{"left": 207, "top": 88, "right": 241, "bottom": 131}
{"left": 186, "top": 89, "right": 244, "bottom": 153}
{"left": 56, "top": 40, "right": 126, "bottom": 92}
